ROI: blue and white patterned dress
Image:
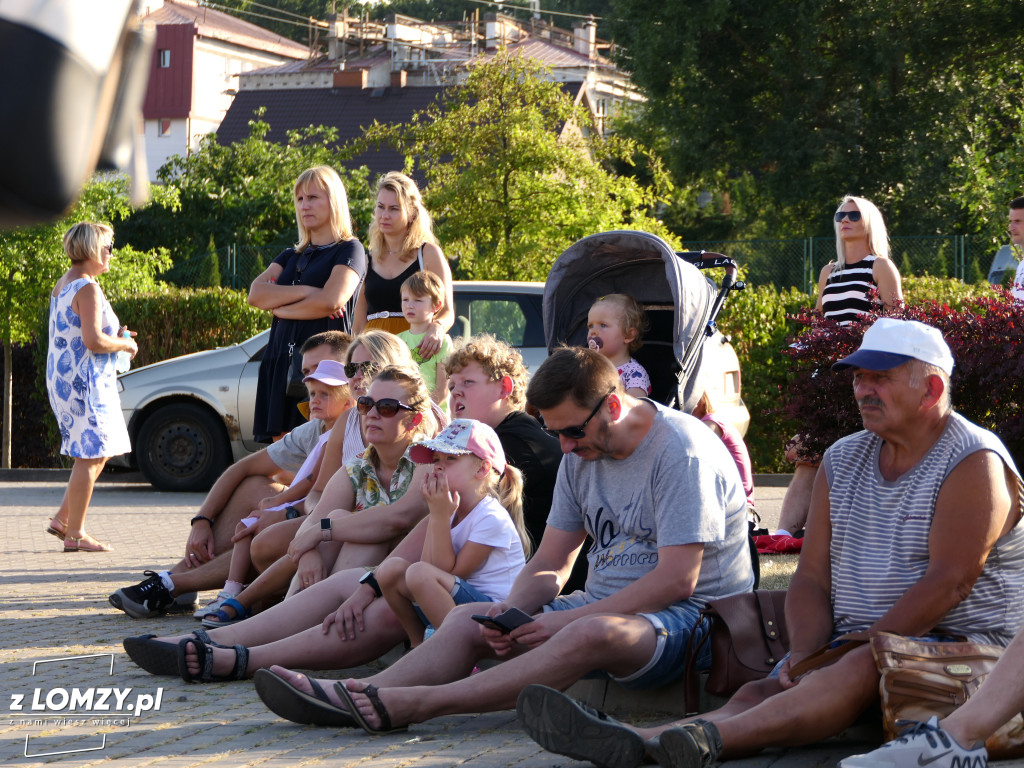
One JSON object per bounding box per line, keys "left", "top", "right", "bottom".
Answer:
{"left": 46, "top": 278, "right": 131, "bottom": 458}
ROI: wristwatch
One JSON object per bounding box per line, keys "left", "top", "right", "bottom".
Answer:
{"left": 285, "top": 505, "right": 301, "bottom": 520}
{"left": 320, "top": 517, "right": 332, "bottom": 542}
{"left": 359, "top": 570, "right": 382, "bottom": 598}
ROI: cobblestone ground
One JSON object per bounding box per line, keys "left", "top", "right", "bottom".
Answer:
{"left": 4, "top": 479, "right": 1024, "bottom": 768}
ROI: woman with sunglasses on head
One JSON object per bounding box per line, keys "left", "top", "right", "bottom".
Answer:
{"left": 45, "top": 222, "right": 137, "bottom": 553}
{"left": 352, "top": 172, "right": 454, "bottom": 360}
{"left": 248, "top": 166, "right": 367, "bottom": 442}
{"left": 768, "top": 196, "right": 904, "bottom": 549}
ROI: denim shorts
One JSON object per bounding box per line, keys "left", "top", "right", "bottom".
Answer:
{"left": 544, "top": 590, "right": 708, "bottom": 691}
{"left": 413, "top": 576, "right": 495, "bottom": 628}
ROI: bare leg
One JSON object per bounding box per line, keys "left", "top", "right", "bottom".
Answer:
{"left": 63, "top": 457, "right": 109, "bottom": 544}
{"left": 182, "top": 597, "right": 407, "bottom": 678}
{"left": 942, "top": 628, "right": 1024, "bottom": 748}
{"left": 378, "top": 557, "right": 427, "bottom": 646}
{"left": 250, "top": 518, "right": 303, "bottom": 572}
{"left": 405, "top": 561, "right": 458, "bottom": 633}
{"left": 777, "top": 463, "right": 817, "bottom": 534}
{"left": 342, "top": 608, "right": 660, "bottom": 729}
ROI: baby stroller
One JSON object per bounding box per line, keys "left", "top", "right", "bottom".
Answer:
{"left": 543, "top": 230, "right": 743, "bottom": 414}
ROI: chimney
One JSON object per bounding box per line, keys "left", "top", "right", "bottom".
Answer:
{"left": 327, "top": 13, "right": 340, "bottom": 60}
{"left": 572, "top": 18, "right": 596, "bottom": 60}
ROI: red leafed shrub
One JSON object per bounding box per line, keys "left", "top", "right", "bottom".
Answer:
{"left": 782, "top": 292, "right": 1024, "bottom": 466}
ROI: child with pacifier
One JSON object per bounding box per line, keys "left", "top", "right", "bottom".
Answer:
{"left": 375, "top": 419, "right": 530, "bottom": 646}
{"left": 587, "top": 293, "right": 651, "bottom": 397}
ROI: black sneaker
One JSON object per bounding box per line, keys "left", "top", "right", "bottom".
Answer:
{"left": 109, "top": 571, "right": 175, "bottom": 618}
{"left": 646, "top": 719, "right": 722, "bottom": 768}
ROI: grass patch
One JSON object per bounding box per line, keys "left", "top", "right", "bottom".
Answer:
{"left": 758, "top": 554, "right": 799, "bottom": 591}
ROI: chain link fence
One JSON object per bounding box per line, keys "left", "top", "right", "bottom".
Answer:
{"left": 161, "top": 235, "right": 1008, "bottom": 293}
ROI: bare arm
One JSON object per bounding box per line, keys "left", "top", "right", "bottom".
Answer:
{"left": 247, "top": 262, "right": 314, "bottom": 309}
{"left": 272, "top": 264, "right": 361, "bottom": 320}
{"left": 873, "top": 257, "right": 904, "bottom": 309}
{"left": 416, "top": 244, "right": 455, "bottom": 357}
{"left": 351, "top": 280, "right": 369, "bottom": 336}
{"left": 814, "top": 263, "right": 833, "bottom": 313}
{"left": 73, "top": 283, "right": 136, "bottom": 356}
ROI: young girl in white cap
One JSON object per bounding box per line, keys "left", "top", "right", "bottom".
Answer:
{"left": 375, "top": 418, "right": 531, "bottom": 647}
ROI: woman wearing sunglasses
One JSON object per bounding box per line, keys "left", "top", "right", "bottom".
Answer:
{"left": 815, "top": 195, "right": 903, "bottom": 324}
{"left": 768, "top": 196, "right": 904, "bottom": 549}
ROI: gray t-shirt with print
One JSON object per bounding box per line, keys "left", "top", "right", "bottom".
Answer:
{"left": 265, "top": 418, "right": 325, "bottom": 474}
{"left": 547, "top": 401, "right": 754, "bottom": 604}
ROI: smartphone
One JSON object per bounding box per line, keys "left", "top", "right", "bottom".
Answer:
{"left": 470, "top": 607, "right": 535, "bottom": 634}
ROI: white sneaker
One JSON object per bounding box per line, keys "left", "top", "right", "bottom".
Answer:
{"left": 193, "top": 590, "right": 235, "bottom": 620}
{"left": 839, "top": 717, "right": 987, "bottom": 768}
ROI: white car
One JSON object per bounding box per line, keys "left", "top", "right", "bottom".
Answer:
{"left": 114, "top": 281, "right": 747, "bottom": 491}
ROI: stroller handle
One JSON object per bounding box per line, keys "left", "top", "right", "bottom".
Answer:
{"left": 676, "top": 251, "right": 745, "bottom": 337}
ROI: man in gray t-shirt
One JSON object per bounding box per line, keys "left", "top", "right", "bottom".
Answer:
{"left": 301, "top": 347, "right": 753, "bottom": 734}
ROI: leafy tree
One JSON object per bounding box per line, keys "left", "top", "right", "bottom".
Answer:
{"left": 0, "top": 176, "right": 174, "bottom": 466}
{"left": 606, "top": 0, "right": 1024, "bottom": 240}
{"left": 119, "top": 113, "right": 374, "bottom": 265}
{"left": 353, "top": 49, "right": 676, "bottom": 280}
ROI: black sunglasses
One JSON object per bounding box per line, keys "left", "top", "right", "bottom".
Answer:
{"left": 834, "top": 210, "right": 862, "bottom": 222}
{"left": 345, "top": 360, "right": 379, "bottom": 378}
{"left": 356, "top": 396, "right": 415, "bottom": 418}
{"left": 542, "top": 389, "right": 614, "bottom": 440}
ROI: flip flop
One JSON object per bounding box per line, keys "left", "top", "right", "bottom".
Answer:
{"left": 253, "top": 669, "right": 359, "bottom": 727}
{"left": 123, "top": 629, "right": 225, "bottom": 676}
{"left": 334, "top": 682, "right": 407, "bottom": 735}
{"left": 177, "top": 637, "right": 249, "bottom": 683}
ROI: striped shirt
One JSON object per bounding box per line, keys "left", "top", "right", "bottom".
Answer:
{"left": 821, "top": 256, "right": 878, "bottom": 324}
{"left": 824, "top": 412, "right": 1024, "bottom": 647}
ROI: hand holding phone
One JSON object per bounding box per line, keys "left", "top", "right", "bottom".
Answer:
{"left": 470, "top": 607, "right": 535, "bottom": 634}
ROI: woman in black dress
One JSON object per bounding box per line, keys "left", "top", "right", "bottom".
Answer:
{"left": 249, "top": 166, "right": 367, "bottom": 441}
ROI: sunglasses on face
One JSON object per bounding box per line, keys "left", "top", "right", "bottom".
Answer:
{"left": 345, "top": 360, "right": 377, "bottom": 378}
{"left": 541, "top": 389, "right": 613, "bottom": 440}
{"left": 834, "top": 210, "right": 862, "bottom": 222}
{"left": 356, "top": 395, "right": 415, "bottom": 418}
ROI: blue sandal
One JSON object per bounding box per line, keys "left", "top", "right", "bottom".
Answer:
{"left": 201, "top": 597, "right": 249, "bottom": 628}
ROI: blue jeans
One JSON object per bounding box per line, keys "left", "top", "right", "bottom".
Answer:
{"left": 414, "top": 576, "right": 496, "bottom": 629}
{"left": 544, "top": 591, "right": 708, "bottom": 691}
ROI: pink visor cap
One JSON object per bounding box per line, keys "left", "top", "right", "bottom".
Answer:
{"left": 303, "top": 359, "right": 349, "bottom": 386}
{"left": 410, "top": 419, "right": 507, "bottom": 475}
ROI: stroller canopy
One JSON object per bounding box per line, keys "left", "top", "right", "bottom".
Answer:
{"left": 543, "top": 231, "right": 720, "bottom": 412}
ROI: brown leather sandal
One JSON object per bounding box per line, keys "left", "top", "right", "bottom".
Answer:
{"left": 64, "top": 535, "right": 113, "bottom": 552}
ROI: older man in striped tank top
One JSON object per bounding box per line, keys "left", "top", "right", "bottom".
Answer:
{"left": 518, "top": 318, "right": 1024, "bottom": 768}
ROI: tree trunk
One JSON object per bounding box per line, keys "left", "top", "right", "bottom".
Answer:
{"left": 2, "top": 337, "right": 11, "bottom": 468}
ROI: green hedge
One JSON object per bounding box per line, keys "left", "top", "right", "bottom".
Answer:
{"left": 717, "top": 276, "right": 1004, "bottom": 473}
{"left": 108, "top": 287, "right": 270, "bottom": 367}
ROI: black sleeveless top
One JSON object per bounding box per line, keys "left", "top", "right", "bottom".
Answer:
{"left": 821, "top": 256, "right": 878, "bottom": 325}
{"left": 362, "top": 257, "right": 420, "bottom": 316}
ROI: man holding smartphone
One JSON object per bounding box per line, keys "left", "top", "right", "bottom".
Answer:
{"left": 259, "top": 346, "right": 754, "bottom": 737}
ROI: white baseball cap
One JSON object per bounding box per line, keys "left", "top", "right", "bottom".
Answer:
{"left": 832, "top": 318, "right": 954, "bottom": 376}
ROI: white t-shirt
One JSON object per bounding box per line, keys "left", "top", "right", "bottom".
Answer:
{"left": 1013, "top": 259, "right": 1024, "bottom": 301}
{"left": 450, "top": 495, "right": 526, "bottom": 600}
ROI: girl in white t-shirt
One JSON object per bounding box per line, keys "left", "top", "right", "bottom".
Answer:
{"left": 376, "top": 419, "right": 531, "bottom": 647}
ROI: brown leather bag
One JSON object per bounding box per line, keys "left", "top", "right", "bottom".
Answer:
{"left": 870, "top": 632, "right": 1024, "bottom": 759}
{"left": 683, "top": 590, "right": 789, "bottom": 714}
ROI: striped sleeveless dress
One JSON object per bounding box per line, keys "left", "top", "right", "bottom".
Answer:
{"left": 820, "top": 256, "right": 877, "bottom": 324}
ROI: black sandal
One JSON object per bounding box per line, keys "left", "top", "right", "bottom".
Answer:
{"left": 177, "top": 637, "right": 249, "bottom": 683}
{"left": 253, "top": 669, "right": 358, "bottom": 727}
{"left": 335, "top": 682, "right": 407, "bottom": 735}
{"left": 124, "top": 629, "right": 226, "bottom": 676}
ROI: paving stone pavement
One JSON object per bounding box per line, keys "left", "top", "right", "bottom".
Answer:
{"left": 2, "top": 477, "right": 1022, "bottom": 768}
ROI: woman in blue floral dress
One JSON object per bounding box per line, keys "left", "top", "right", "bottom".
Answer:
{"left": 45, "top": 222, "right": 137, "bottom": 552}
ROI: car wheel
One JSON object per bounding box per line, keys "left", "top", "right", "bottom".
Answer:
{"left": 136, "top": 403, "right": 231, "bottom": 492}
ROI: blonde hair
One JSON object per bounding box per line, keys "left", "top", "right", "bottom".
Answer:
{"left": 345, "top": 329, "right": 416, "bottom": 381}
{"left": 293, "top": 166, "right": 355, "bottom": 250}
{"left": 63, "top": 222, "right": 113, "bottom": 265}
{"left": 693, "top": 390, "right": 716, "bottom": 418}
{"left": 444, "top": 334, "right": 529, "bottom": 411}
{"left": 362, "top": 364, "right": 438, "bottom": 468}
{"left": 368, "top": 171, "right": 438, "bottom": 262}
{"left": 401, "top": 270, "right": 445, "bottom": 311}
{"left": 833, "top": 195, "right": 890, "bottom": 269}
{"left": 483, "top": 464, "right": 531, "bottom": 558}
{"left": 592, "top": 294, "right": 647, "bottom": 353}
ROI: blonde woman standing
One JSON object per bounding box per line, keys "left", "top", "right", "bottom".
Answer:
{"left": 352, "top": 172, "right": 454, "bottom": 359}
{"left": 45, "top": 222, "right": 137, "bottom": 552}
